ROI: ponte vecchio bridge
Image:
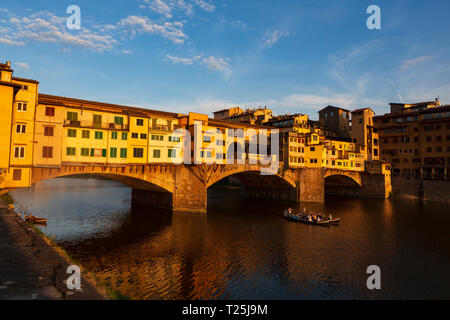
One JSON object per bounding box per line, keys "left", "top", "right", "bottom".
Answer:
{"left": 0, "top": 62, "right": 391, "bottom": 213}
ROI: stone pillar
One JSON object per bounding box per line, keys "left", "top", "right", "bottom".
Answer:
{"left": 171, "top": 166, "right": 207, "bottom": 214}
{"left": 297, "top": 168, "right": 324, "bottom": 203}
{"left": 359, "top": 173, "right": 390, "bottom": 198}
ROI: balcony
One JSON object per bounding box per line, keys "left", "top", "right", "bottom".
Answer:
{"left": 150, "top": 125, "right": 172, "bottom": 132}
{"left": 63, "top": 119, "right": 129, "bottom": 131}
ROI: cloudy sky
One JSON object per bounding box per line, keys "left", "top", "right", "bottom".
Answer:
{"left": 1, "top": 0, "right": 449, "bottom": 119}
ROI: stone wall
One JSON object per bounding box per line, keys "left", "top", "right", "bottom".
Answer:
{"left": 423, "top": 180, "right": 450, "bottom": 203}
{"left": 298, "top": 168, "right": 324, "bottom": 203}
{"left": 390, "top": 177, "right": 450, "bottom": 203}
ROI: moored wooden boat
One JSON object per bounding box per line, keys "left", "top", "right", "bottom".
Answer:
{"left": 24, "top": 215, "right": 47, "bottom": 224}
{"left": 287, "top": 214, "right": 330, "bottom": 226}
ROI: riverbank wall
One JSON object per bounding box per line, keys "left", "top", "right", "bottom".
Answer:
{"left": 391, "top": 177, "right": 450, "bottom": 203}
{"left": 0, "top": 199, "right": 106, "bottom": 300}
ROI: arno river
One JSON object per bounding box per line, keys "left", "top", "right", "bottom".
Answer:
{"left": 10, "top": 177, "right": 450, "bottom": 299}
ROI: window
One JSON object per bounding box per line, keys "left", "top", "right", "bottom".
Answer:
{"left": 66, "top": 147, "right": 76, "bottom": 156}
{"left": 120, "top": 148, "right": 127, "bottom": 158}
{"left": 16, "top": 124, "right": 26, "bottom": 134}
{"left": 437, "top": 147, "right": 442, "bottom": 153}
{"left": 111, "top": 131, "right": 118, "bottom": 140}
{"left": 151, "top": 135, "right": 163, "bottom": 141}
{"left": 203, "top": 136, "right": 212, "bottom": 143}
{"left": 140, "top": 133, "right": 147, "bottom": 140}
{"left": 436, "top": 136, "right": 442, "bottom": 141}
{"left": 45, "top": 107, "right": 55, "bottom": 116}
{"left": 374, "top": 148, "right": 378, "bottom": 156}
{"left": 168, "top": 149, "right": 176, "bottom": 158}
{"left": 426, "top": 147, "right": 432, "bottom": 153}
{"left": 122, "top": 132, "right": 128, "bottom": 140}
{"left": 14, "top": 146, "right": 25, "bottom": 158}
{"left": 94, "top": 131, "right": 103, "bottom": 139}
{"left": 93, "top": 114, "right": 102, "bottom": 127}
{"left": 153, "top": 149, "right": 161, "bottom": 158}
{"left": 90, "top": 148, "right": 104, "bottom": 157}
{"left": 42, "top": 146, "right": 53, "bottom": 158}
{"left": 136, "top": 119, "right": 144, "bottom": 126}
{"left": 67, "top": 129, "right": 77, "bottom": 137}
{"left": 169, "top": 136, "right": 181, "bottom": 142}
{"left": 310, "top": 147, "right": 315, "bottom": 151}
{"left": 114, "top": 116, "right": 124, "bottom": 125}
{"left": 82, "top": 130, "right": 90, "bottom": 139}
{"left": 67, "top": 111, "right": 78, "bottom": 121}
{"left": 44, "top": 126, "right": 54, "bottom": 137}
{"left": 20, "top": 85, "right": 28, "bottom": 91}
{"left": 131, "top": 133, "right": 139, "bottom": 139}
{"left": 13, "top": 169, "right": 22, "bottom": 181}
{"left": 17, "top": 102, "right": 27, "bottom": 111}
{"left": 81, "top": 148, "right": 90, "bottom": 156}
{"left": 133, "top": 148, "right": 144, "bottom": 158}
{"left": 110, "top": 147, "right": 117, "bottom": 158}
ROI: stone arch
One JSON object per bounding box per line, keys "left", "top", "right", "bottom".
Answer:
{"left": 205, "top": 164, "right": 296, "bottom": 189}
{"left": 324, "top": 169, "right": 362, "bottom": 187}
{"left": 30, "top": 165, "right": 176, "bottom": 194}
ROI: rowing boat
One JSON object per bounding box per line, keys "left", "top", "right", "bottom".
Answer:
{"left": 287, "top": 214, "right": 330, "bottom": 226}
{"left": 24, "top": 215, "right": 47, "bottom": 225}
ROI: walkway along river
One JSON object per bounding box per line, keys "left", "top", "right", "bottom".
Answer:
{"left": 10, "top": 177, "right": 450, "bottom": 299}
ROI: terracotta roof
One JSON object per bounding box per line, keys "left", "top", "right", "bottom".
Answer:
{"left": 352, "top": 107, "right": 374, "bottom": 114}
{"left": 38, "top": 93, "right": 183, "bottom": 118}
{"left": 0, "top": 80, "right": 21, "bottom": 89}
{"left": 318, "top": 105, "right": 350, "bottom": 113}
{"left": 12, "top": 77, "right": 40, "bottom": 84}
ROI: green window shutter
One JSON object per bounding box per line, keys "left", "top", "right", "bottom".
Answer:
{"left": 110, "top": 148, "right": 117, "bottom": 158}
{"left": 122, "top": 132, "right": 128, "bottom": 140}
{"left": 120, "top": 148, "right": 127, "bottom": 158}
{"left": 102, "top": 149, "right": 107, "bottom": 157}
{"left": 90, "top": 148, "right": 94, "bottom": 157}
{"left": 111, "top": 131, "right": 117, "bottom": 139}
{"left": 114, "top": 116, "right": 123, "bottom": 125}
{"left": 67, "top": 111, "right": 78, "bottom": 121}
{"left": 93, "top": 114, "right": 102, "bottom": 127}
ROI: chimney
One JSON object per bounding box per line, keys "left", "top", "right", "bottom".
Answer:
{"left": 6, "top": 61, "right": 10, "bottom": 67}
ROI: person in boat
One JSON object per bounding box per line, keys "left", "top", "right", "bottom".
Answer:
{"left": 329, "top": 213, "right": 333, "bottom": 220}
{"left": 308, "top": 215, "right": 312, "bottom": 222}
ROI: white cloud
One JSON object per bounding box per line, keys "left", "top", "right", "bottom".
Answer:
{"left": 0, "top": 11, "right": 117, "bottom": 52}
{"left": 192, "top": 0, "right": 215, "bottom": 12}
{"left": 144, "top": 0, "right": 173, "bottom": 18}
{"left": 401, "top": 56, "right": 432, "bottom": 70}
{"left": 262, "top": 30, "right": 290, "bottom": 48}
{"left": 0, "top": 10, "right": 188, "bottom": 51}
{"left": 118, "top": 15, "right": 186, "bottom": 44}
{"left": 16, "top": 62, "right": 30, "bottom": 70}
{"left": 202, "top": 56, "right": 232, "bottom": 78}
{"left": 0, "top": 37, "right": 25, "bottom": 45}
{"left": 165, "top": 54, "right": 193, "bottom": 64}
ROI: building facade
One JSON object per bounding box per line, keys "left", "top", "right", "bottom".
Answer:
{"left": 374, "top": 100, "right": 450, "bottom": 179}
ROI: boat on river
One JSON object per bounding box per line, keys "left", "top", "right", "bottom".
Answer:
{"left": 287, "top": 214, "right": 331, "bottom": 226}
{"left": 24, "top": 215, "right": 47, "bottom": 225}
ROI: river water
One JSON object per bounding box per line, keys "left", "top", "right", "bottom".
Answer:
{"left": 10, "top": 177, "right": 450, "bottom": 299}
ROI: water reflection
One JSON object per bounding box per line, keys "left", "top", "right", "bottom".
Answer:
{"left": 10, "top": 178, "right": 450, "bottom": 299}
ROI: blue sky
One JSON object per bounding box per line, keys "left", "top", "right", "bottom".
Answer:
{"left": 1, "top": 0, "right": 449, "bottom": 119}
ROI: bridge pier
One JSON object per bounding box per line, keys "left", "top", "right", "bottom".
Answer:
{"left": 241, "top": 168, "right": 325, "bottom": 204}
{"left": 131, "top": 165, "right": 208, "bottom": 213}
